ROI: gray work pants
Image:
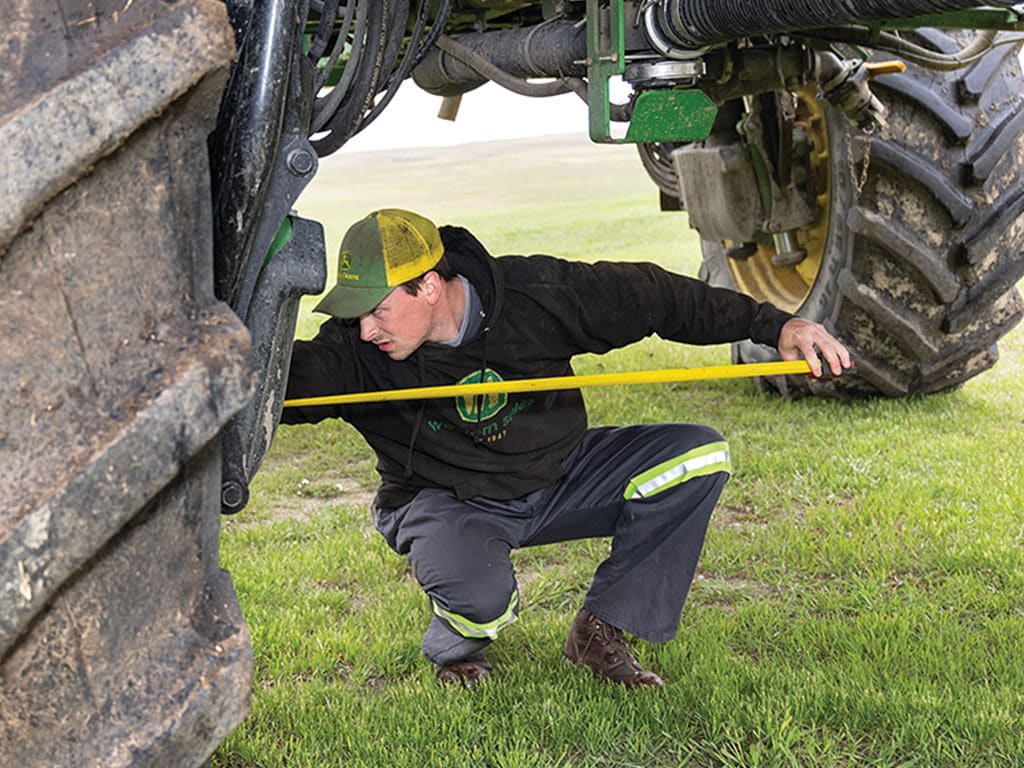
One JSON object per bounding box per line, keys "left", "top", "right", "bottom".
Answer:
{"left": 374, "top": 423, "right": 730, "bottom": 664}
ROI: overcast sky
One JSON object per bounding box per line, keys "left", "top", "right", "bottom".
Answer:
{"left": 338, "top": 82, "right": 591, "bottom": 153}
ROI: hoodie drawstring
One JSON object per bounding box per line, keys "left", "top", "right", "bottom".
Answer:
{"left": 404, "top": 355, "right": 428, "bottom": 478}
{"left": 472, "top": 323, "right": 491, "bottom": 445}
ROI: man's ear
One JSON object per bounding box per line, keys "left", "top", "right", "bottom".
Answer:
{"left": 422, "top": 270, "right": 443, "bottom": 305}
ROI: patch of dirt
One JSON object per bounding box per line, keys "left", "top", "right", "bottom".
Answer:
{"left": 711, "top": 497, "right": 838, "bottom": 530}
{"left": 692, "top": 569, "right": 781, "bottom": 608}
{"left": 233, "top": 489, "right": 376, "bottom": 528}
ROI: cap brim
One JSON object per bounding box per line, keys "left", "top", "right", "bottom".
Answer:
{"left": 313, "top": 283, "right": 395, "bottom": 319}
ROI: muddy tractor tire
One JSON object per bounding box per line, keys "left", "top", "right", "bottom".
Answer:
{"left": 0, "top": 1, "right": 253, "bottom": 765}
{"left": 699, "top": 32, "right": 1024, "bottom": 397}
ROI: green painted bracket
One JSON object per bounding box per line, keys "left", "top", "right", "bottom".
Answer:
{"left": 586, "top": 0, "right": 718, "bottom": 144}
{"left": 585, "top": 0, "right": 625, "bottom": 143}
{"left": 625, "top": 89, "right": 718, "bottom": 143}
{"left": 264, "top": 216, "right": 294, "bottom": 266}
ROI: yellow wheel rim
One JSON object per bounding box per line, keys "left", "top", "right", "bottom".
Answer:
{"left": 727, "top": 89, "right": 830, "bottom": 314}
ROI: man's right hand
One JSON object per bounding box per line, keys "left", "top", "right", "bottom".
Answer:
{"left": 777, "top": 318, "right": 852, "bottom": 378}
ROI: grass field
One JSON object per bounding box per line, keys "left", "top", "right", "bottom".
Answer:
{"left": 213, "top": 134, "right": 1024, "bottom": 767}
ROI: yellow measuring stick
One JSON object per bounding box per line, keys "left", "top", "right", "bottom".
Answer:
{"left": 283, "top": 359, "right": 813, "bottom": 408}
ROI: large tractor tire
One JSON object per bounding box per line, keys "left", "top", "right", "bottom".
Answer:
{"left": 699, "top": 32, "right": 1024, "bottom": 398}
{"left": 0, "top": 1, "right": 252, "bottom": 765}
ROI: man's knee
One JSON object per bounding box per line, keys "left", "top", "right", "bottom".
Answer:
{"left": 624, "top": 424, "right": 731, "bottom": 501}
{"left": 421, "top": 616, "right": 491, "bottom": 665}
{"left": 409, "top": 535, "right": 515, "bottom": 597}
{"left": 428, "top": 587, "right": 521, "bottom": 643}
{"left": 666, "top": 422, "right": 726, "bottom": 452}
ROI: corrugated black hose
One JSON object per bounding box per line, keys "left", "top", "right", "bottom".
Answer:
{"left": 650, "top": 0, "right": 1018, "bottom": 48}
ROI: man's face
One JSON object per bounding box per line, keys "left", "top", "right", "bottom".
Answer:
{"left": 358, "top": 286, "right": 431, "bottom": 361}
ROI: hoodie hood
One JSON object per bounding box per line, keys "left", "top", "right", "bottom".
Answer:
{"left": 436, "top": 225, "right": 504, "bottom": 335}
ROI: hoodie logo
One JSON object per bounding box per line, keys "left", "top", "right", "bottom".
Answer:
{"left": 455, "top": 368, "right": 507, "bottom": 422}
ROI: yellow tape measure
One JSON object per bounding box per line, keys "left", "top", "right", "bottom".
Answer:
{"left": 283, "top": 360, "right": 814, "bottom": 408}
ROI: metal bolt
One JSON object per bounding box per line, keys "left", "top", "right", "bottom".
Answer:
{"left": 287, "top": 148, "right": 315, "bottom": 176}
{"left": 221, "top": 480, "right": 248, "bottom": 514}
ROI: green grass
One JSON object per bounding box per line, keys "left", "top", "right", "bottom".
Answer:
{"left": 213, "top": 134, "right": 1024, "bottom": 768}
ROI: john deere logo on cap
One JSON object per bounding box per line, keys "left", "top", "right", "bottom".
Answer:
{"left": 338, "top": 251, "right": 359, "bottom": 281}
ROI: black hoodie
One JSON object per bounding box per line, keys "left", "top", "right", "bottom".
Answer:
{"left": 284, "top": 225, "right": 793, "bottom": 508}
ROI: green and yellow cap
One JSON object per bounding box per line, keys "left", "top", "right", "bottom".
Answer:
{"left": 314, "top": 208, "right": 443, "bottom": 319}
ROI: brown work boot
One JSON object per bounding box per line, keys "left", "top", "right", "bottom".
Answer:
{"left": 563, "top": 608, "right": 664, "bottom": 688}
{"left": 435, "top": 651, "right": 492, "bottom": 687}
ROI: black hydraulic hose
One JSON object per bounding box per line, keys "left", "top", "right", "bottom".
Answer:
{"left": 307, "top": 1, "right": 450, "bottom": 154}
{"left": 407, "top": 0, "right": 455, "bottom": 72}
{"left": 311, "top": 0, "right": 408, "bottom": 156}
{"left": 430, "top": 34, "right": 583, "bottom": 97}
{"left": 306, "top": 0, "right": 340, "bottom": 62}
{"left": 417, "top": 29, "right": 628, "bottom": 121}
{"left": 413, "top": 19, "right": 587, "bottom": 96}
{"left": 310, "top": 0, "right": 365, "bottom": 127}
{"left": 651, "top": 0, "right": 1017, "bottom": 48}
{"left": 361, "top": 0, "right": 453, "bottom": 128}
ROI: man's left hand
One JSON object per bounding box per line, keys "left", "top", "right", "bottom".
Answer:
{"left": 777, "top": 318, "right": 852, "bottom": 378}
